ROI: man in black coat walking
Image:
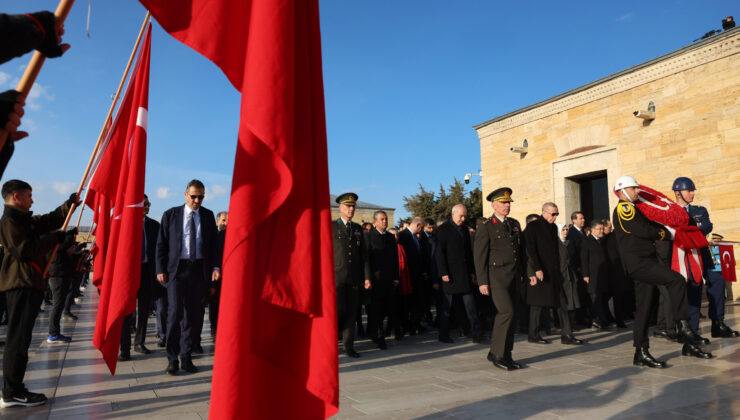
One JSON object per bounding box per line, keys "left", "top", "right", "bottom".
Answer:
{"left": 398, "top": 217, "right": 428, "bottom": 335}
{"left": 364, "top": 210, "right": 398, "bottom": 350}
{"left": 435, "top": 204, "right": 481, "bottom": 343}
{"left": 524, "top": 203, "right": 583, "bottom": 345}
{"left": 580, "top": 220, "right": 610, "bottom": 329}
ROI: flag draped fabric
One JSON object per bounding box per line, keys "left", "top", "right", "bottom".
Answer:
{"left": 87, "top": 25, "right": 151, "bottom": 374}
{"left": 718, "top": 243, "right": 737, "bottom": 283}
{"left": 139, "top": 1, "right": 338, "bottom": 418}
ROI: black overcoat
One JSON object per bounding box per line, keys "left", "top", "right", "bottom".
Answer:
{"left": 580, "top": 235, "right": 609, "bottom": 294}
{"left": 364, "top": 229, "right": 399, "bottom": 295}
{"left": 524, "top": 217, "right": 563, "bottom": 307}
{"left": 435, "top": 220, "right": 475, "bottom": 295}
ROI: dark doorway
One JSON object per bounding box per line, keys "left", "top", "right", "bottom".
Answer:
{"left": 571, "top": 171, "right": 609, "bottom": 223}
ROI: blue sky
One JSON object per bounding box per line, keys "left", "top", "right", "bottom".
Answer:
{"left": 2, "top": 1, "right": 735, "bottom": 223}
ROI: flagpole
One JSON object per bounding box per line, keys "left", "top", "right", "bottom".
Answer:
{"left": 44, "top": 12, "right": 151, "bottom": 278}
{"left": 0, "top": 0, "right": 76, "bottom": 152}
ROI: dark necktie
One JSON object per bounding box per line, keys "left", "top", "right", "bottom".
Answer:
{"left": 189, "top": 211, "right": 197, "bottom": 261}
{"left": 346, "top": 222, "right": 351, "bottom": 236}
{"left": 503, "top": 218, "right": 511, "bottom": 233}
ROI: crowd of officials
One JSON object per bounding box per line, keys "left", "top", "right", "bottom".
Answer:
{"left": 333, "top": 175, "right": 738, "bottom": 371}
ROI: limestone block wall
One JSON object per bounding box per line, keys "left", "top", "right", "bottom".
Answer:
{"left": 475, "top": 30, "right": 740, "bottom": 297}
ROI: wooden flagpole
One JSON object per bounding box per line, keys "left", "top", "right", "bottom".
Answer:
{"left": 43, "top": 12, "right": 151, "bottom": 277}
{"left": 0, "top": 0, "right": 76, "bottom": 151}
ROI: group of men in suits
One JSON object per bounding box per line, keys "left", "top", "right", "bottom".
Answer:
{"left": 117, "top": 180, "right": 224, "bottom": 376}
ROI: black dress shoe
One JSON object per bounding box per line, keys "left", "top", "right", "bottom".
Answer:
{"left": 157, "top": 338, "right": 166, "bottom": 348}
{"left": 181, "top": 359, "right": 198, "bottom": 373}
{"left": 345, "top": 348, "right": 360, "bottom": 358}
{"left": 373, "top": 338, "right": 388, "bottom": 350}
{"left": 472, "top": 335, "right": 483, "bottom": 344}
{"left": 653, "top": 329, "right": 677, "bottom": 341}
{"left": 711, "top": 320, "right": 740, "bottom": 338}
{"left": 438, "top": 337, "right": 454, "bottom": 343}
{"left": 118, "top": 353, "right": 131, "bottom": 361}
{"left": 62, "top": 312, "right": 78, "bottom": 321}
{"left": 561, "top": 335, "right": 584, "bottom": 345}
{"left": 504, "top": 354, "right": 522, "bottom": 369}
{"left": 527, "top": 336, "right": 549, "bottom": 344}
{"left": 487, "top": 352, "right": 513, "bottom": 371}
{"left": 696, "top": 334, "right": 711, "bottom": 345}
{"left": 616, "top": 321, "right": 628, "bottom": 329}
{"left": 681, "top": 343, "right": 712, "bottom": 359}
{"left": 591, "top": 321, "right": 605, "bottom": 330}
{"left": 134, "top": 344, "right": 151, "bottom": 354}
{"left": 165, "top": 361, "right": 179, "bottom": 375}
{"left": 633, "top": 347, "right": 666, "bottom": 368}
{"left": 193, "top": 344, "right": 204, "bottom": 354}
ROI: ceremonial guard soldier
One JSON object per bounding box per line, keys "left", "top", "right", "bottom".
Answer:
{"left": 474, "top": 187, "right": 524, "bottom": 371}
{"left": 333, "top": 192, "right": 371, "bottom": 358}
{"left": 671, "top": 177, "right": 739, "bottom": 339}
{"left": 612, "top": 175, "right": 711, "bottom": 368}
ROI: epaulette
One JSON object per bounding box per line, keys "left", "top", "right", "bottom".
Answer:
{"left": 617, "top": 202, "right": 635, "bottom": 221}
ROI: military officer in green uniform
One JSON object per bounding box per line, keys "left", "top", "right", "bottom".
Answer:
{"left": 474, "top": 187, "right": 524, "bottom": 371}
{"left": 611, "top": 176, "right": 711, "bottom": 368}
{"left": 333, "top": 192, "right": 371, "bottom": 358}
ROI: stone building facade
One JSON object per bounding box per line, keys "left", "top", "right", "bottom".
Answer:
{"left": 329, "top": 194, "right": 395, "bottom": 227}
{"left": 474, "top": 28, "right": 740, "bottom": 297}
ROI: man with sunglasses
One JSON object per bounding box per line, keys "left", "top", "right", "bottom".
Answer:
{"left": 156, "top": 180, "right": 220, "bottom": 375}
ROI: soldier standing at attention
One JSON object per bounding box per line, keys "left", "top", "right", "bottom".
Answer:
{"left": 333, "top": 193, "right": 371, "bottom": 358}
{"left": 671, "top": 177, "right": 739, "bottom": 340}
{"left": 612, "top": 175, "right": 711, "bottom": 369}
{"left": 474, "top": 187, "right": 524, "bottom": 371}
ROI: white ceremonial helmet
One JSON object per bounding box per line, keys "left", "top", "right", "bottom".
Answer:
{"left": 614, "top": 175, "right": 639, "bottom": 192}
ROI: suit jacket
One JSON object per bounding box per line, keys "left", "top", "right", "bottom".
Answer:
{"left": 612, "top": 200, "right": 671, "bottom": 274}
{"left": 523, "top": 217, "right": 563, "bottom": 306}
{"left": 398, "top": 228, "right": 427, "bottom": 287}
{"left": 566, "top": 225, "right": 586, "bottom": 273}
{"left": 422, "top": 232, "right": 438, "bottom": 283}
{"left": 364, "top": 228, "right": 399, "bottom": 293}
{"left": 581, "top": 235, "right": 609, "bottom": 294}
{"left": 155, "top": 205, "right": 219, "bottom": 286}
{"left": 473, "top": 216, "right": 523, "bottom": 290}
{"left": 142, "top": 215, "right": 160, "bottom": 295}
{"left": 435, "top": 220, "right": 475, "bottom": 295}
{"left": 332, "top": 219, "right": 370, "bottom": 285}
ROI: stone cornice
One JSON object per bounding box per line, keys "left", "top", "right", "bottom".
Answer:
{"left": 474, "top": 28, "right": 740, "bottom": 136}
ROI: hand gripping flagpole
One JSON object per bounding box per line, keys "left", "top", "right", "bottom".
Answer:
{"left": 0, "top": 0, "right": 76, "bottom": 152}
{"left": 43, "top": 12, "right": 151, "bottom": 278}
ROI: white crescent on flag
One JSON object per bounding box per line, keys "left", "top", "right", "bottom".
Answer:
{"left": 723, "top": 251, "right": 732, "bottom": 269}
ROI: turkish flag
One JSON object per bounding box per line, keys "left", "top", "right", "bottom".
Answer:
{"left": 87, "top": 25, "right": 151, "bottom": 374}
{"left": 139, "top": 1, "right": 338, "bottom": 418}
{"left": 719, "top": 243, "right": 737, "bottom": 283}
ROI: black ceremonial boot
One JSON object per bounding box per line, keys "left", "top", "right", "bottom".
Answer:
{"left": 711, "top": 320, "right": 740, "bottom": 338}
{"left": 676, "top": 320, "right": 703, "bottom": 345}
{"left": 633, "top": 347, "right": 666, "bottom": 368}
{"left": 681, "top": 343, "right": 712, "bottom": 359}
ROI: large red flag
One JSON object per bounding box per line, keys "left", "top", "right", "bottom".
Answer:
{"left": 88, "top": 25, "right": 151, "bottom": 374}
{"left": 139, "top": 1, "right": 338, "bottom": 418}
{"left": 718, "top": 243, "right": 737, "bottom": 283}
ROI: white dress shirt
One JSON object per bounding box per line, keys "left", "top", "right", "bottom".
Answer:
{"left": 181, "top": 205, "right": 203, "bottom": 260}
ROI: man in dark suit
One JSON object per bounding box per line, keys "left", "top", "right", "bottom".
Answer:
{"left": 436, "top": 204, "right": 481, "bottom": 343}
{"left": 156, "top": 180, "right": 220, "bottom": 375}
{"left": 120, "top": 194, "right": 159, "bottom": 360}
{"left": 581, "top": 220, "right": 609, "bottom": 329}
{"left": 333, "top": 192, "right": 371, "bottom": 357}
{"left": 364, "top": 210, "right": 398, "bottom": 350}
{"left": 209, "top": 211, "right": 227, "bottom": 339}
{"left": 525, "top": 203, "right": 583, "bottom": 346}
{"left": 474, "top": 187, "right": 524, "bottom": 371}
{"left": 398, "top": 216, "right": 428, "bottom": 335}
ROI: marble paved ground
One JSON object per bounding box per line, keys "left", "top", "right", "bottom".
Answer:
{"left": 0, "top": 288, "right": 739, "bottom": 419}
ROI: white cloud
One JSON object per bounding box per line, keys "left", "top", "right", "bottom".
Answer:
{"left": 52, "top": 181, "right": 76, "bottom": 195}
{"left": 20, "top": 117, "right": 37, "bottom": 132}
{"left": 0, "top": 72, "right": 10, "bottom": 87}
{"left": 26, "top": 82, "right": 55, "bottom": 111}
{"left": 208, "top": 184, "right": 230, "bottom": 199}
{"left": 156, "top": 187, "right": 171, "bottom": 199}
{"left": 616, "top": 13, "right": 633, "bottom": 22}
